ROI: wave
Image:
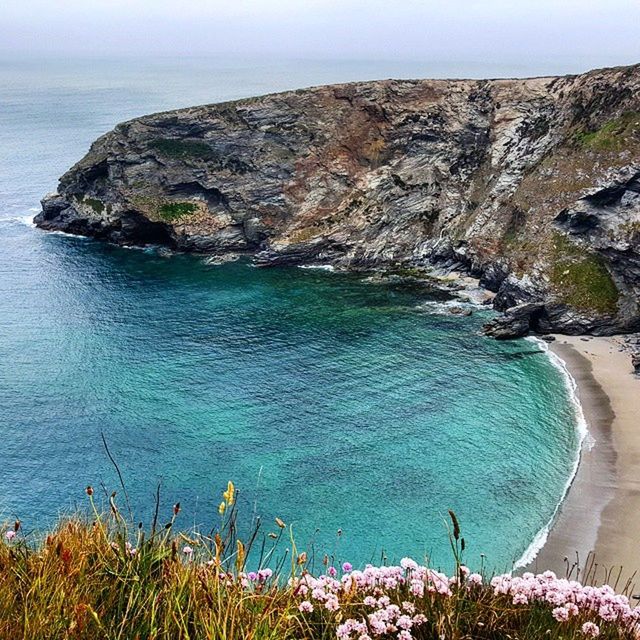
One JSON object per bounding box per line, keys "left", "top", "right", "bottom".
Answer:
{"left": 414, "top": 299, "right": 480, "bottom": 315}
{"left": 46, "top": 229, "right": 91, "bottom": 239}
{"left": 0, "top": 212, "right": 37, "bottom": 228}
{"left": 298, "top": 264, "right": 335, "bottom": 272}
{"left": 512, "top": 336, "right": 589, "bottom": 570}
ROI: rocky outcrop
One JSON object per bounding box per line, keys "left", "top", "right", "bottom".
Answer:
{"left": 36, "top": 64, "right": 640, "bottom": 335}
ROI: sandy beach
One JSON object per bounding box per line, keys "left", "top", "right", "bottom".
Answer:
{"left": 528, "top": 335, "right": 640, "bottom": 588}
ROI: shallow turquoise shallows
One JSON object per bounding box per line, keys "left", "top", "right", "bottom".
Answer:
{"left": 0, "top": 56, "right": 580, "bottom": 573}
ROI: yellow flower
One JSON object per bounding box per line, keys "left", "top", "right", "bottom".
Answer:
{"left": 218, "top": 501, "right": 226, "bottom": 515}
{"left": 236, "top": 540, "right": 245, "bottom": 571}
{"left": 223, "top": 481, "right": 235, "bottom": 506}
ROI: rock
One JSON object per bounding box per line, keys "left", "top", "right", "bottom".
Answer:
{"left": 482, "top": 302, "right": 546, "bottom": 339}
{"left": 540, "top": 335, "right": 556, "bottom": 343}
{"left": 632, "top": 352, "right": 640, "bottom": 375}
{"left": 36, "top": 63, "right": 640, "bottom": 336}
{"left": 448, "top": 306, "right": 472, "bottom": 316}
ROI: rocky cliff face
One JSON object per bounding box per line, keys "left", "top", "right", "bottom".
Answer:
{"left": 36, "top": 64, "right": 640, "bottom": 335}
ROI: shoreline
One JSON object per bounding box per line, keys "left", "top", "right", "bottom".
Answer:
{"left": 525, "top": 335, "right": 640, "bottom": 588}
{"left": 512, "top": 337, "right": 590, "bottom": 570}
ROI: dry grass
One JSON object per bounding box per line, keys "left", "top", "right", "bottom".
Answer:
{"left": 1, "top": 486, "right": 638, "bottom": 639}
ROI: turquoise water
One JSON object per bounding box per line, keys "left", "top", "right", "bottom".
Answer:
{"left": 0, "top": 56, "right": 580, "bottom": 572}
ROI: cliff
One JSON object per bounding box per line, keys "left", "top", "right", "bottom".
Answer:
{"left": 36, "top": 64, "right": 640, "bottom": 336}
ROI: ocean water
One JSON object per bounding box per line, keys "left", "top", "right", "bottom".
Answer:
{"left": 0, "top": 56, "right": 582, "bottom": 572}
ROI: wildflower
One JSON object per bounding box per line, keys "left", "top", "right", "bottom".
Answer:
{"left": 182, "top": 545, "right": 193, "bottom": 556}
{"left": 398, "top": 631, "right": 412, "bottom": 640}
{"left": 223, "top": 480, "right": 235, "bottom": 505}
{"left": 257, "top": 568, "right": 272, "bottom": 582}
{"left": 467, "top": 573, "right": 483, "bottom": 586}
{"left": 397, "top": 615, "right": 413, "bottom": 630}
{"left": 342, "top": 561, "right": 353, "bottom": 572}
{"left": 247, "top": 571, "right": 258, "bottom": 581}
{"left": 552, "top": 606, "right": 569, "bottom": 622}
{"left": 5, "top": 530, "right": 16, "bottom": 541}
{"left": 298, "top": 600, "right": 313, "bottom": 613}
{"left": 328, "top": 566, "right": 337, "bottom": 577}
{"left": 400, "top": 557, "right": 418, "bottom": 571}
{"left": 513, "top": 593, "right": 528, "bottom": 605}
{"left": 324, "top": 595, "right": 340, "bottom": 611}
{"left": 581, "top": 622, "right": 600, "bottom": 637}
{"left": 275, "top": 517, "right": 286, "bottom": 528}
{"left": 85, "top": 485, "right": 93, "bottom": 496}
{"left": 173, "top": 502, "right": 181, "bottom": 516}
{"left": 410, "top": 579, "right": 425, "bottom": 597}
{"left": 218, "top": 501, "right": 226, "bottom": 515}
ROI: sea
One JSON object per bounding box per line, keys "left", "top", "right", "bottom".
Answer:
{"left": 0, "top": 55, "right": 585, "bottom": 573}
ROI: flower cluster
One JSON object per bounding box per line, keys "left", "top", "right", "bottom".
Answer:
{"left": 491, "top": 571, "right": 640, "bottom": 633}
{"left": 286, "top": 560, "right": 639, "bottom": 640}
{"left": 288, "top": 559, "right": 464, "bottom": 639}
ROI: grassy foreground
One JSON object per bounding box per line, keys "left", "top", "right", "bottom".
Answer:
{"left": 1, "top": 484, "right": 639, "bottom": 639}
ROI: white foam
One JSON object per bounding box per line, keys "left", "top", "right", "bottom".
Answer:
{"left": 0, "top": 213, "right": 37, "bottom": 228}
{"left": 46, "top": 229, "right": 90, "bottom": 239}
{"left": 512, "top": 336, "right": 589, "bottom": 570}
{"left": 414, "top": 299, "right": 478, "bottom": 315}
{"left": 299, "top": 264, "right": 335, "bottom": 272}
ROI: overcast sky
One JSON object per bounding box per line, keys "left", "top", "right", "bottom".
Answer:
{"left": 3, "top": 0, "right": 640, "bottom": 68}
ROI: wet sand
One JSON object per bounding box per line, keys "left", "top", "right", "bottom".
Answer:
{"left": 527, "top": 336, "right": 640, "bottom": 589}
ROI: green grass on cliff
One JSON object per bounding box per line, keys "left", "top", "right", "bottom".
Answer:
{"left": 574, "top": 111, "right": 640, "bottom": 151}
{"left": 550, "top": 234, "right": 619, "bottom": 314}
{"left": 158, "top": 202, "right": 198, "bottom": 221}
{"left": 149, "top": 138, "right": 217, "bottom": 160}
{"left": 83, "top": 197, "right": 105, "bottom": 214}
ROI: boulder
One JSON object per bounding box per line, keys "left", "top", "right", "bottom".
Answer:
{"left": 482, "top": 303, "right": 545, "bottom": 340}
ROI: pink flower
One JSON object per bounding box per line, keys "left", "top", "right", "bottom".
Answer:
{"left": 581, "top": 622, "right": 600, "bottom": 637}
{"left": 328, "top": 566, "right": 337, "bottom": 577}
{"left": 552, "top": 606, "right": 569, "bottom": 622}
{"left": 402, "top": 601, "right": 415, "bottom": 614}
{"left": 400, "top": 557, "right": 418, "bottom": 571}
{"left": 182, "top": 545, "right": 193, "bottom": 555}
{"left": 513, "top": 593, "right": 528, "bottom": 605}
{"left": 342, "top": 562, "right": 353, "bottom": 572}
{"left": 5, "top": 530, "right": 16, "bottom": 541}
{"left": 298, "top": 600, "right": 313, "bottom": 613}
{"left": 397, "top": 615, "right": 413, "bottom": 630}
{"left": 467, "top": 573, "right": 483, "bottom": 586}
{"left": 257, "top": 568, "right": 273, "bottom": 582}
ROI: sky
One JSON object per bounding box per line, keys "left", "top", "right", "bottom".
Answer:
{"left": 2, "top": 0, "right": 640, "bottom": 69}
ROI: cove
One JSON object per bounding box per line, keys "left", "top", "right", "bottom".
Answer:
{"left": 0, "top": 224, "right": 580, "bottom": 572}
